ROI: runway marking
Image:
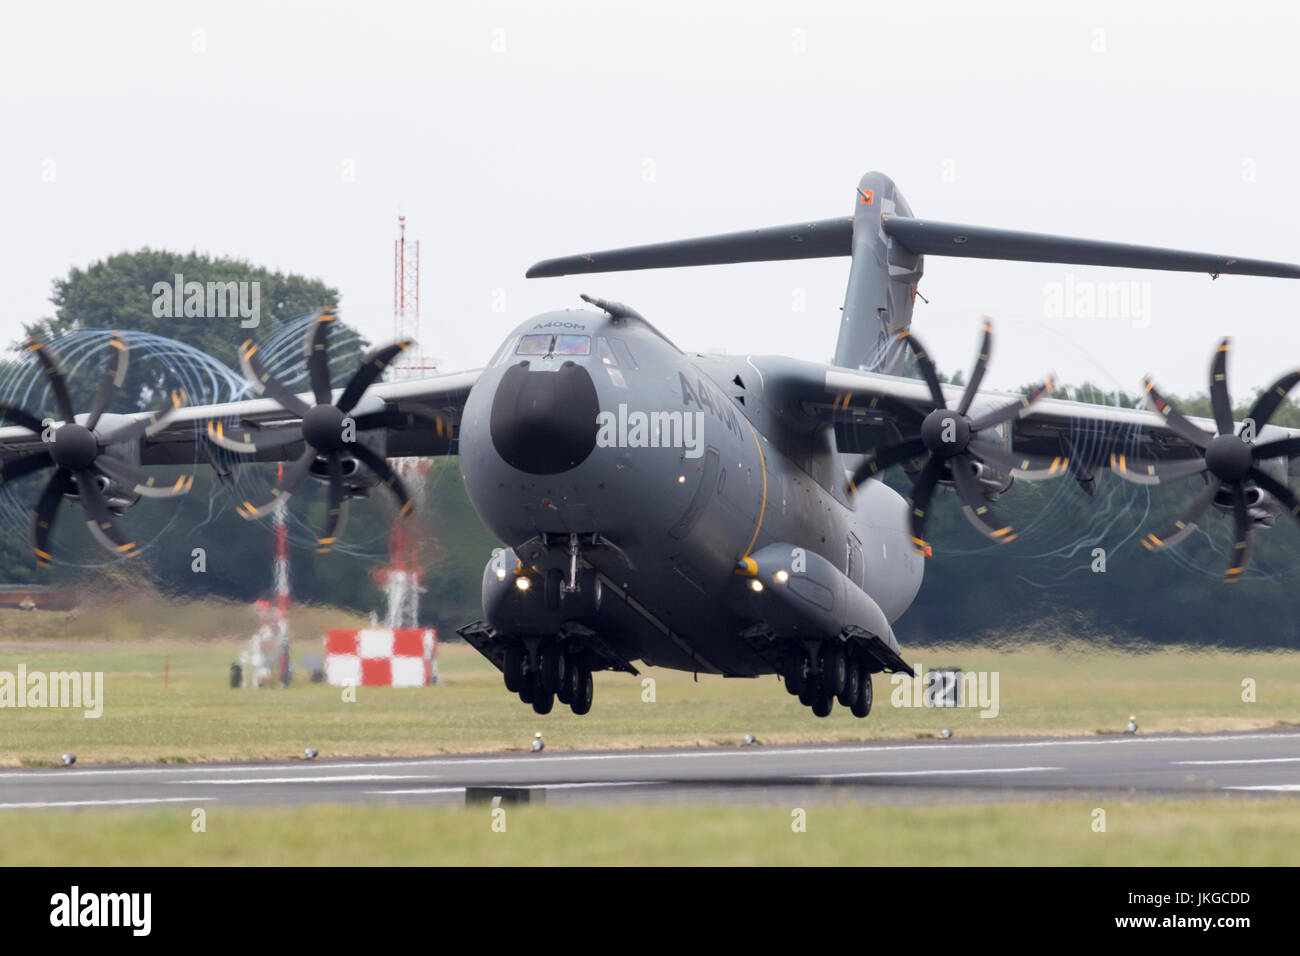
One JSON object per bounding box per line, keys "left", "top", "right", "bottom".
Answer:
{"left": 1, "top": 732, "right": 1297, "bottom": 781}
{"left": 0, "top": 796, "right": 218, "bottom": 810}
{"left": 1225, "top": 784, "right": 1300, "bottom": 792}
{"left": 805, "top": 766, "right": 1064, "bottom": 779}
{"left": 172, "top": 774, "right": 434, "bottom": 786}
{"left": 1176, "top": 758, "right": 1300, "bottom": 766}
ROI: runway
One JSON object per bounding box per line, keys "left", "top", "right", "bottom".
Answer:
{"left": 2, "top": 729, "right": 1300, "bottom": 809}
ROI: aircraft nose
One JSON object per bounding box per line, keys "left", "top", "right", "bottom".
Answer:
{"left": 489, "top": 360, "right": 600, "bottom": 474}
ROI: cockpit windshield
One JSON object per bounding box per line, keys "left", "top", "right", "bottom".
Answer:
{"left": 515, "top": 333, "right": 591, "bottom": 357}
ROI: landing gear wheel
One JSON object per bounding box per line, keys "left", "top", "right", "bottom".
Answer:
{"left": 783, "top": 651, "right": 806, "bottom": 696}
{"left": 822, "top": 642, "right": 846, "bottom": 697}
{"left": 557, "top": 654, "right": 577, "bottom": 705}
{"left": 837, "top": 660, "right": 860, "bottom": 708}
{"left": 811, "top": 693, "right": 834, "bottom": 718}
{"left": 798, "top": 677, "right": 818, "bottom": 707}
{"left": 518, "top": 672, "right": 537, "bottom": 704}
{"left": 539, "top": 641, "right": 565, "bottom": 694}
{"left": 503, "top": 644, "right": 525, "bottom": 693}
{"left": 570, "top": 666, "right": 594, "bottom": 715}
{"left": 851, "top": 667, "right": 873, "bottom": 718}
{"left": 532, "top": 689, "right": 555, "bottom": 715}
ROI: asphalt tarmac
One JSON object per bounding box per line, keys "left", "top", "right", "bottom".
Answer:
{"left": 2, "top": 729, "right": 1299, "bottom": 809}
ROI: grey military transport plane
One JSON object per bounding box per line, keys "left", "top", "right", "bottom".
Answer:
{"left": 4, "top": 171, "right": 1300, "bottom": 719}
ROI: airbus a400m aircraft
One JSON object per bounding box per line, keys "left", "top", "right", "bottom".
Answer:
{"left": 4, "top": 171, "right": 1300, "bottom": 719}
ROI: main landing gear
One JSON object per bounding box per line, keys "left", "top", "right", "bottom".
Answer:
{"left": 503, "top": 637, "right": 594, "bottom": 716}
{"left": 781, "top": 640, "right": 874, "bottom": 718}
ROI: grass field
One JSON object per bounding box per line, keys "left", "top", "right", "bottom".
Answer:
{"left": 0, "top": 597, "right": 1297, "bottom": 766}
{"left": 1, "top": 798, "right": 1297, "bottom": 865}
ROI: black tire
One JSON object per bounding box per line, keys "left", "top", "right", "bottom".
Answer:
{"left": 811, "top": 693, "right": 833, "bottom": 718}
{"left": 798, "top": 677, "right": 818, "bottom": 707}
{"left": 503, "top": 644, "right": 524, "bottom": 694}
{"left": 532, "top": 689, "right": 555, "bottom": 715}
{"left": 570, "top": 666, "right": 594, "bottom": 715}
{"left": 539, "top": 640, "right": 565, "bottom": 694}
{"left": 783, "top": 652, "right": 804, "bottom": 696}
{"left": 544, "top": 569, "right": 563, "bottom": 610}
{"left": 822, "top": 642, "right": 846, "bottom": 697}
{"left": 851, "top": 667, "right": 873, "bottom": 718}
{"left": 837, "top": 660, "right": 860, "bottom": 708}
{"left": 559, "top": 655, "right": 581, "bottom": 705}
{"left": 518, "top": 672, "right": 537, "bottom": 704}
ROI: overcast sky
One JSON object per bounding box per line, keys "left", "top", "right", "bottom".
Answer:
{"left": 3, "top": 0, "right": 1299, "bottom": 398}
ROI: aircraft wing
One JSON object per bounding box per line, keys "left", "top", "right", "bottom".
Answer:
{"left": 0, "top": 370, "right": 481, "bottom": 468}
{"left": 748, "top": 356, "right": 1300, "bottom": 488}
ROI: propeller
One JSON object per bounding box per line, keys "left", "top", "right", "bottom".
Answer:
{"left": 208, "top": 308, "right": 415, "bottom": 552}
{"left": 0, "top": 334, "right": 192, "bottom": 567}
{"left": 842, "top": 321, "right": 1062, "bottom": 554}
{"left": 1114, "top": 337, "right": 1300, "bottom": 582}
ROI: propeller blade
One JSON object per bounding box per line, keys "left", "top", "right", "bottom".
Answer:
{"left": 1140, "top": 376, "right": 1213, "bottom": 449}
{"left": 23, "top": 338, "right": 75, "bottom": 422}
{"left": 0, "top": 401, "right": 47, "bottom": 436}
{"left": 1245, "top": 368, "right": 1300, "bottom": 431}
{"left": 346, "top": 442, "right": 413, "bottom": 518}
{"left": 85, "top": 333, "right": 129, "bottom": 430}
{"left": 30, "top": 468, "right": 73, "bottom": 567}
{"left": 1108, "top": 452, "right": 1207, "bottom": 486}
{"left": 844, "top": 436, "right": 926, "bottom": 496}
{"left": 1, "top": 451, "right": 54, "bottom": 487}
{"left": 1250, "top": 436, "right": 1300, "bottom": 461}
{"left": 1141, "top": 477, "right": 1222, "bottom": 551}
{"left": 234, "top": 448, "right": 316, "bottom": 519}
{"left": 967, "top": 438, "right": 1070, "bottom": 481}
{"left": 336, "top": 341, "right": 412, "bottom": 414}
{"left": 1224, "top": 481, "right": 1251, "bottom": 582}
{"left": 93, "top": 456, "right": 194, "bottom": 499}
{"left": 99, "top": 389, "right": 188, "bottom": 445}
{"left": 77, "top": 469, "right": 141, "bottom": 558}
{"left": 968, "top": 375, "right": 1056, "bottom": 432}
{"left": 907, "top": 457, "right": 944, "bottom": 554}
{"left": 1209, "top": 338, "right": 1235, "bottom": 437}
{"left": 316, "top": 451, "right": 349, "bottom": 553}
{"left": 1248, "top": 467, "right": 1300, "bottom": 525}
{"left": 950, "top": 454, "right": 1018, "bottom": 543}
{"left": 206, "top": 421, "right": 304, "bottom": 455}
{"left": 895, "top": 330, "right": 946, "bottom": 407}
{"left": 238, "top": 340, "right": 312, "bottom": 418}
{"left": 306, "top": 311, "right": 334, "bottom": 405}
{"left": 955, "top": 319, "right": 992, "bottom": 416}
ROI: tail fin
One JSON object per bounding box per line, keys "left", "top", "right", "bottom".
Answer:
{"left": 526, "top": 171, "right": 1300, "bottom": 374}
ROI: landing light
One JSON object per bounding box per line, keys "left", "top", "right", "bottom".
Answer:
{"left": 750, "top": 579, "right": 764, "bottom": 593}
{"left": 676, "top": 475, "right": 685, "bottom": 484}
{"left": 495, "top": 566, "right": 507, "bottom": 581}
{"left": 515, "top": 576, "right": 531, "bottom": 591}
{"left": 774, "top": 570, "right": 789, "bottom": 583}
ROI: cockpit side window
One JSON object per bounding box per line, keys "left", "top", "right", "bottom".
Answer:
{"left": 595, "top": 336, "right": 618, "bottom": 367}
{"left": 610, "top": 337, "right": 638, "bottom": 369}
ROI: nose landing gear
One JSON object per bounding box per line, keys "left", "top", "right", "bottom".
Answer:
{"left": 502, "top": 636, "right": 595, "bottom": 716}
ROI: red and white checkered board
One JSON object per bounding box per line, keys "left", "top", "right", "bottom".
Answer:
{"left": 324, "top": 628, "right": 436, "bottom": 687}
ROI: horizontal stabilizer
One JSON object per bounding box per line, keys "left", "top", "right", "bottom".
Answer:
{"left": 882, "top": 216, "right": 1300, "bottom": 279}
{"left": 525, "top": 217, "right": 852, "bottom": 277}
